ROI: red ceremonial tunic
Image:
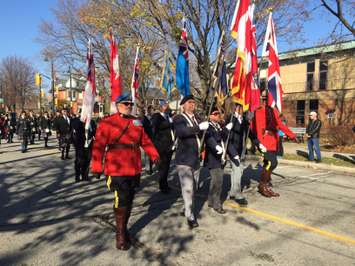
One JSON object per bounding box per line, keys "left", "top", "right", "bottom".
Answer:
{"left": 91, "top": 113, "right": 159, "bottom": 177}
{"left": 253, "top": 106, "right": 296, "bottom": 152}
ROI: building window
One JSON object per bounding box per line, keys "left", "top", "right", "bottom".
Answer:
{"left": 309, "top": 99, "right": 319, "bottom": 113}
{"left": 319, "top": 60, "right": 328, "bottom": 90}
{"left": 306, "top": 62, "right": 315, "bottom": 91}
{"left": 296, "top": 100, "right": 305, "bottom": 126}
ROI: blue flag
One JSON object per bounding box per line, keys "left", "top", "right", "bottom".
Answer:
{"left": 161, "top": 56, "right": 175, "bottom": 98}
{"left": 175, "top": 24, "right": 190, "bottom": 96}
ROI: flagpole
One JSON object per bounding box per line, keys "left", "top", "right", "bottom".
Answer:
{"left": 160, "top": 50, "right": 167, "bottom": 98}
{"left": 199, "top": 30, "right": 225, "bottom": 156}
{"left": 131, "top": 45, "right": 140, "bottom": 115}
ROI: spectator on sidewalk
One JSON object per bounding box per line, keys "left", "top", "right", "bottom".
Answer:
{"left": 306, "top": 111, "right": 322, "bottom": 163}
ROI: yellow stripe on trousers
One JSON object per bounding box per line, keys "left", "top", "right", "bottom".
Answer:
{"left": 225, "top": 200, "right": 355, "bottom": 245}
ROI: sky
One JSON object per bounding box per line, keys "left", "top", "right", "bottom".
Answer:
{"left": 0, "top": 0, "right": 349, "bottom": 89}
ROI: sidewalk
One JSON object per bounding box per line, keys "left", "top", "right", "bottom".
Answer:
{"left": 249, "top": 142, "right": 355, "bottom": 175}
{"left": 282, "top": 142, "right": 355, "bottom": 159}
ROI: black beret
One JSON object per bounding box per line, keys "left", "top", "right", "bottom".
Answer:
{"left": 180, "top": 95, "right": 195, "bottom": 105}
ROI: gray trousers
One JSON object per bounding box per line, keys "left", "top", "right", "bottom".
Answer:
{"left": 176, "top": 165, "right": 200, "bottom": 220}
{"left": 229, "top": 161, "right": 244, "bottom": 199}
{"left": 208, "top": 168, "right": 224, "bottom": 209}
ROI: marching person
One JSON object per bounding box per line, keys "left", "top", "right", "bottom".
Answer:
{"left": 204, "top": 105, "right": 232, "bottom": 214}
{"left": 151, "top": 100, "right": 174, "bottom": 193}
{"left": 40, "top": 112, "right": 51, "bottom": 148}
{"left": 226, "top": 103, "right": 251, "bottom": 206}
{"left": 16, "top": 111, "right": 31, "bottom": 153}
{"left": 253, "top": 91, "right": 298, "bottom": 197}
{"left": 56, "top": 109, "right": 72, "bottom": 160}
{"left": 173, "top": 95, "right": 209, "bottom": 229}
{"left": 7, "top": 112, "right": 16, "bottom": 143}
{"left": 91, "top": 93, "right": 160, "bottom": 251}
{"left": 72, "top": 114, "right": 96, "bottom": 182}
{"left": 137, "top": 106, "right": 154, "bottom": 175}
{"left": 28, "top": 111, "right": 37, "bottom": 145}
{"left": 52, "top": 110, "right": 62, "bottom": 150}
{"left": 306, "top": 111, "right": 322, "bottom": 163}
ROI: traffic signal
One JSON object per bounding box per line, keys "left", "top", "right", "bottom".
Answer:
{"left": 35, "top": 73, "right": 42, "bottom": 87}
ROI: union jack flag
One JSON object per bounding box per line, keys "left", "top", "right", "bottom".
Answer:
{"left": 262, "top": 12, "right": 283, "bottom": 111}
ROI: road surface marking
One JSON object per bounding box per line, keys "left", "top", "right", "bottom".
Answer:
{"left": 225, "top": 200, "right": 355, "bottom": 245}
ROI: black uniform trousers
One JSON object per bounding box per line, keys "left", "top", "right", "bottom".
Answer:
{"left": 263, "top": 151, "right": 278, "bottom": 171}
{"left": 108, "top": 176, "right": 140, "bottom": 207}
{"left": 157, "top": 150, "right": 173, "bottom": 190}
{"left": 74, "top": 144, "right": 92, "bottom": 180}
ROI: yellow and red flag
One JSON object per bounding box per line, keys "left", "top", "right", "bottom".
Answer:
{"left": 230, "top": 0, "right": 259, "bottom": 111}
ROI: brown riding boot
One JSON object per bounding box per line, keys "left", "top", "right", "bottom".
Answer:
{"left": 265, "top": 170, "right": 280, "bottom": 197}
{"left": 258, "top": 169, "right": 272, "bottom": 197}
{"left": 114, "top": 207, "right": 130, "bottom": 250}
{"left": 125, "top": 204, "right": 133, "bottom": 244}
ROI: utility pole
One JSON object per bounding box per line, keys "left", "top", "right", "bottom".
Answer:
{"left": 69, "top": 66, "right": 72, "bottom": 110}
{"left": 51, "top": 61, "right": 55, "bottom": 112}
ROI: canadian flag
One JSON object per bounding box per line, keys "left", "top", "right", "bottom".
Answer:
{"left": 80, "top": 39, "right": 96, "bottom": 130}
{"left": 109, "top": 31, "right": 122, "bottom": 113}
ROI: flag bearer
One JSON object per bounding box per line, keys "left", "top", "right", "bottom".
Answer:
{"left": 253, "top": 91, "right": 298, "bottom": 197}
{"left": 173, "top": 95, "right": 209, "bottom": 229}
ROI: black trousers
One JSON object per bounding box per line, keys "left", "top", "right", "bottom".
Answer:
{"left": 21, "top": 135, "right": 28, "bottom": 152}
{"left": 158, "top": 151, "right": 173, "bottom": 190}
{"left": 7, "top": 130, "right": 14, "bottom": 143}
{"left": 75, "top": 145, "right": 92, "bottom": 180}
{"left": 30, "top": 131, "right": 36, "bottom": 144}
{"left": 108, "top": 176, "right": 140, "bottom": 207}
{"left": 263, "top": 151, "right": 278, "bottom": 171}
{"left": 59, "top": 135, "right": 71, "bottom": 157}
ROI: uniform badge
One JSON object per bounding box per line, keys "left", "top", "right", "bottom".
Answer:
{"left": 133, "top": 119, "right": 142, "bottom": 126}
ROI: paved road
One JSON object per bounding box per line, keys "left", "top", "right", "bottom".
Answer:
{"left": 0, "top": 138, "right": 354, "bottom": 266}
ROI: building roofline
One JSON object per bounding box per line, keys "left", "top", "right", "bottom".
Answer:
{"left": 278, "top": 40, "right": 355, "bottom": 61}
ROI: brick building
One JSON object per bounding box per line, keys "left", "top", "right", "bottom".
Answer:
{"left": 260, "top": 40, "right": 355, "bottom": 131}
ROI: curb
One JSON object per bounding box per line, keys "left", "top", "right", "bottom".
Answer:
{"left": 245, "top": 155, "right": 355, "bottom": 176}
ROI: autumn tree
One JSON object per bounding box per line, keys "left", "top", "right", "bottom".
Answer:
{"left": 39, "top": 0, "right": 310, "bottom": 106}
{"left": 0, "top": 56, "right": 37, "bottom": 111}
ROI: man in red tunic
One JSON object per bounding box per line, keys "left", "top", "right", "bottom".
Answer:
{"left": 253, "top": 91, "right": 298, "bottom": 197}
{"left": 91, "top": 92, "right": 160, "bottom": 250}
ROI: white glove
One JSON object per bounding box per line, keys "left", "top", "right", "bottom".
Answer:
{"left": 216, "top": 145, "right": 223, "bottom": 155}
{"left": 225, "top": 122, "right": 233, "bottom": 130}
{"left": 259, "top": 143, "right": 267, "bottom": 153}
{"left": 198, "top": 121, "right": 209, "bottom": 131}
{"left": 234, "top": 155, "right": 240, "bottom": 161}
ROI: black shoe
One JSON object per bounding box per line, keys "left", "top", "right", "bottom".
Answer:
{"left": 235, "top": 198, "right": 248, "bottom": 206}
{"left": 61, "top": 156, "right": 65, "bottom": 160}
{"left": 75, "top": 178, "right": 81, "bottom": 183}
{"left": 187, "top": 218, "right": 199, "bottom": 229}
{"left": 315, "top": 160, "right": 322, "bottom": 163}
{"left": 213, "top": 207, "right": 226, "bottom": 214}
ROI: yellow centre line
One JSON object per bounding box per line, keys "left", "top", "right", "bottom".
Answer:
{"left": 224, "top": 200, "right": 355, "bottom": 245}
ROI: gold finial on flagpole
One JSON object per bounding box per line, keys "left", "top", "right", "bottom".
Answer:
{"left": 267, "top": 7, "right": 273, "bottom": 13}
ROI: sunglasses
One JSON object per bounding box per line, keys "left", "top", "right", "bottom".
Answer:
{"left": 121, "top": 102, "right": 134, "bottom": 106}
